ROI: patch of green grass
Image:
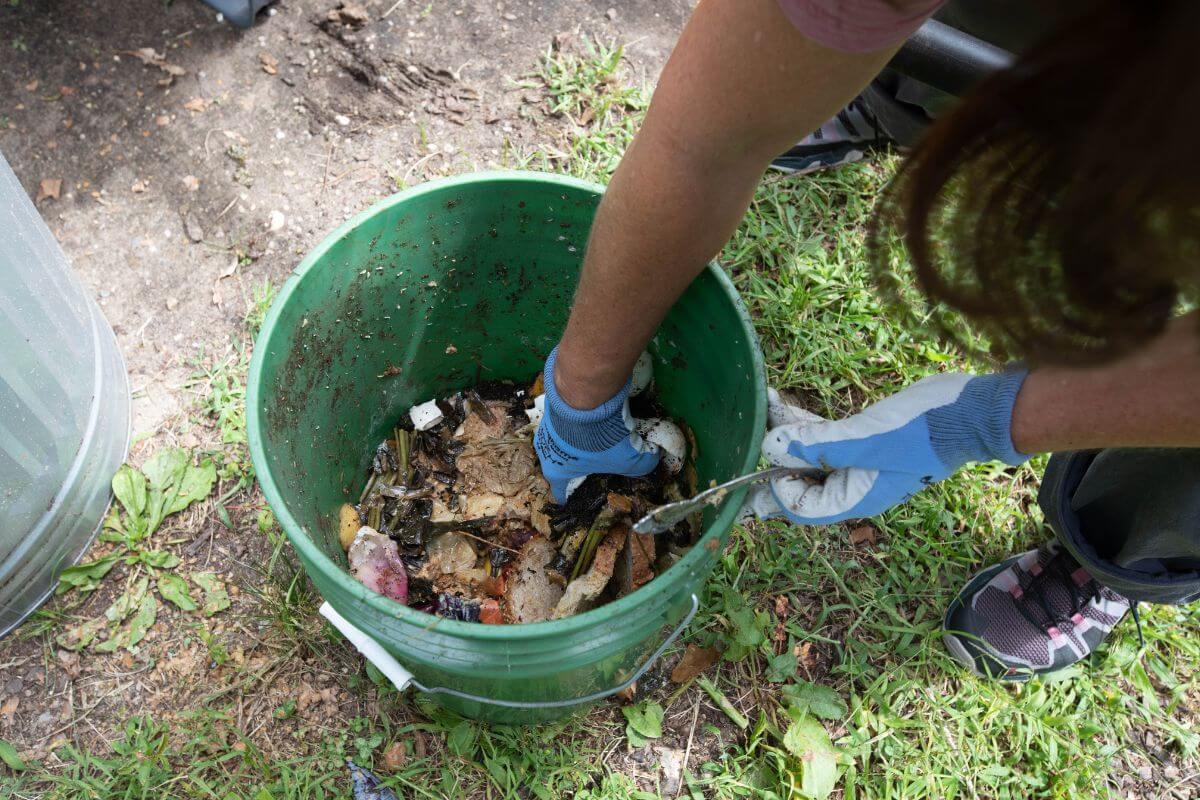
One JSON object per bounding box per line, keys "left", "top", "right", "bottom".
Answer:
{"left": 246, "top": 509, "right": 324, "bottom": 658}
{"left": 187, "top": 280, "right": 277, "bottom": 488}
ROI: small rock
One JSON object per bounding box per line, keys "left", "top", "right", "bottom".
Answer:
{"left": 268, "top": 210, "right": 286, "bottom": 232}
{"left": 657, "top": 747, "right": 684, "bottom": 796}
{"left": 334, "top": 114, "right": 351, "bottom": 126}
{"left": 1135, "top": 765, "right": 1152, "bottom": 781}
{"left": 166, "top": 296, "right": 179, "bottom": 310}
{"left": 4, "top": 678, "right": 23, "bottom": 695}
{"left": 182, "top": 174, "right": 200, "bottom": 192}
{"left": 605, "top": 7, "right": 617, "bottom": 20}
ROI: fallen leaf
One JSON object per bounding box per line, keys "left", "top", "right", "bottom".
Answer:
{"left": 59, "top": 86, "right": 77, "bottom": 97}
{"left": 24, "top": 79, "right": 38, "bottom": 92}
{"left": 259, "top": 52, "right": 278, "bottom": 75}
{"left": 381, "top": 741, "right": 407, "bottom": 772}
{"left": 131, "top": 179, "right": 148, "bottom": 193}
{"left": 184, "top": 213, "right": 203, "bottom": 242}
{"left": 795, "top": 642, "right": 818, "bottom": 669}
{"left": 217, "top": 259, "right": 238, "bottom": 279}
{"left": 56, "top": 649, "right": 82, "bottom": 680}
{"left": 182, "top": 97, "right": 209, "bottom": 113}
{"left": 775, "top": 595, "right": 790, "bottom": 619}
{"left": 849, "top": 524, "right": 877, "bottom": 548}
{"left": 154, "top": 114, "right": 170, "bottom": 126}
{"left": 328, "top": 2, "right": 370, "bottom": 25}
{"left": 36, "top": 178, "right": 62, "bottom": 203}
{"left": 670, "top": 644, "right": 719, "bottom": 684}
{"left": 181, "top": 174, "right": 199, "bottom": 192}
{"left": 0, "top": 696, "right": 18, "bottom": 721}
{"left": 124, "top": 48, "right": 186, "bottom": 85}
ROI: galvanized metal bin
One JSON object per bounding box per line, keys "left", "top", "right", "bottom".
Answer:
{"left": 0, "top": 152, "right": 131, "bottom": 637}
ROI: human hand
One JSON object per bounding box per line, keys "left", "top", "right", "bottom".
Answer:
{"left": 744, "top": 372, "right": 1029, "bottom": 524}
{"left": 533, "top": 347, "right": 661, "bottom": 503}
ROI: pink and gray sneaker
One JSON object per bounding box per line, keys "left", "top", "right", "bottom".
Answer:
{"left": 943, "top": 542, "right": 1131, "bottom": 681}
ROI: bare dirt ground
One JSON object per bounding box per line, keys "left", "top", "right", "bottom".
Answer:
{"left": 0, "top": 0, "right": 692, "bottom": 784}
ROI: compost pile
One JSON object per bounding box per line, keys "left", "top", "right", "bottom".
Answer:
{"left": 338, "top": 370, "right": 699, "bottom": 624}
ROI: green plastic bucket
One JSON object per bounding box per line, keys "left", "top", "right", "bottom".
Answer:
{"left": 247, "top": 171, "right": 767, "bottom": 724}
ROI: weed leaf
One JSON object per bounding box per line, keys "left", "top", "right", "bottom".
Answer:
{"left": 622, "top": 701, "right": 664, "bottom": 746}
{"left": 782, "top": 681, "right": 848, "bottom": 722}
{"left": 781, "top": 714, "right": 839, "bottom": 800}
{"left": 157, "top": 573, "right": 197, "bottom": 611}
{"left": 193, "top": 572, "right": 232, "bottom": 616}
{"left": 0, "top": 739, "right": 26, "bottom": 771}
{"left": 112, "top": 464, "right": 148, "bottom": 519}
{"left": 56, "top": 554, "right": 120, "bottom": 595}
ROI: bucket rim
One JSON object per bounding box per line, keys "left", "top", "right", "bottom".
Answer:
{"left": 247, "top": 169, "right": 767, "bottom": 641}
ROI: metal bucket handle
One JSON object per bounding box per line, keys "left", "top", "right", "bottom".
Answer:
{"left": 320, "top": 593, "right": 700, "bottom": 710}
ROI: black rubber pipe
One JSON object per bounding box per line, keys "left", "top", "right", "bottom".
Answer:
{"left": 888, "top": 18, "right": 1015, "bottom": 96}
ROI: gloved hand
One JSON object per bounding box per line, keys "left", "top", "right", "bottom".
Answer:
{"left": 744, "top": 371, "right": 1030, "bottom": 524}
{"left": 534, "top": 347, "right": 661, "bottom": 502}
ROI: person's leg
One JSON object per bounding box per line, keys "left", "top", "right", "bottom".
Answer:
{"left": 943, "top": 448, "right": 1200, "bottom": 680}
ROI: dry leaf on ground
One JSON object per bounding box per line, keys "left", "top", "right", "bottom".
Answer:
{"left": 182, "top": 97, "right": 209, "bottom": 113}
{"left": 849, "top": 524, "right": 877, "bottom": 548}
{"left": 259, "top": 52, "right": 278, "bottom": 75}
{"left": 36, "top": 178, "right": 62, "bottom": 203}
{"left": 670, "top": 644, "right": 720, "bottom": 684}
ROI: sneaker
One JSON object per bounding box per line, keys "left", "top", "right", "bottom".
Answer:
{"left": 769, "top": 97, "right": 887, "bottom": 174}
{"left": 943, "top": 542, "right": 1131, "bottom": 681}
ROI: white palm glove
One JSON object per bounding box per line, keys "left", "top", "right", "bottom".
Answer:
{"left": 744, "top": 372, "right": 1029, "bottom": 525}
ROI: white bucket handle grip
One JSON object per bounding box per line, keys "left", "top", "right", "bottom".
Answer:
{"left": 320, "top": 593, "right": 700, "bottom": 710}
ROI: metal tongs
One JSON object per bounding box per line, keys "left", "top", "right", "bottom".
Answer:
{"left": 632, "top": 466, "right": 827, "bottom": 535}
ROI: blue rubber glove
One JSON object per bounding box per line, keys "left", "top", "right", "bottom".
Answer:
{"left": 744, "top": 372, "right": 1030, "bottom": 525}
{"left": 534, "top": 347, "right": 661, "bottom": 503}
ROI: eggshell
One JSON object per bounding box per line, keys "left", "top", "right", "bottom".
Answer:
{"left": 636, "top": 417, "right": 686, "bottom": 473}
{"left": 630, "top": 351, "right": 653, "bottom": 397}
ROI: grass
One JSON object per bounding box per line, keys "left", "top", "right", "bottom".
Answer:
{"left": 8, "top": 36, "right": 1199, "bottom": 800}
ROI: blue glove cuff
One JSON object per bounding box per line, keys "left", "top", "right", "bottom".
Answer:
{"left": 927, "top": 369, "right": 1031, "bottom": 468}
{"left": 543, "top": 346, "right": 633, "bottom": 452}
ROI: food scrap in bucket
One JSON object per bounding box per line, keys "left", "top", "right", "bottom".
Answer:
{"left": 340, "top": 369, "right": 700, "bottom": 624}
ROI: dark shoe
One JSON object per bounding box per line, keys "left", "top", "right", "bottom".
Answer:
{"left": 943, "top": 542, "right": 1130, "bottom": 681}
{"left": 769, "top": 97, "right": 887, "bottom": 174}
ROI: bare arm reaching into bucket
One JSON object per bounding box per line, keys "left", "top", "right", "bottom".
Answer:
{"left": 532, "top": 0, "right": 902, "bottom": 501}
{"left": 552, "top": 0, "right": 900, "bottom": 408}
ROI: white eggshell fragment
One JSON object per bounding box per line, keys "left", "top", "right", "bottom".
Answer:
{"left": 525, "top": 394, "right": 545, "bottom": 426}
{"left": 409, "top": 399, "right": 444, "bottom": 431}
{"left": 637, "top": 417, "right": 686, "bottom": 473}
{"left": 630, "top": 351, "right": 653, "bottom": 397}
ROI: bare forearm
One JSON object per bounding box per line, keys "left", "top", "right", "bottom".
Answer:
{"left": 554, "top": 0, "right": 897, "bottom": 408}
{"left": 1012, "top": 312, "right": 1200, "bottom": 452}
{"left": 554, "top": 133, "right": 765, "bottom": 405}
